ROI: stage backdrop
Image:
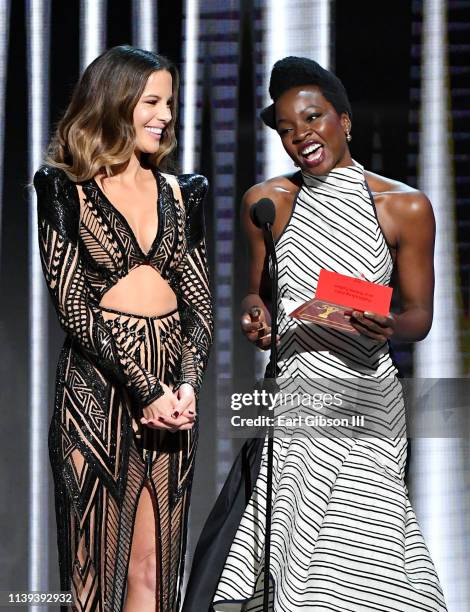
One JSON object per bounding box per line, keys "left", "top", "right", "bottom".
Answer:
{"left": 0, "top": 1, "right": 468, "bottom": 610}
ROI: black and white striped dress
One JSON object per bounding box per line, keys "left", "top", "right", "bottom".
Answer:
{"left": 212, "top": 163, "right": 447, "bottom": 611}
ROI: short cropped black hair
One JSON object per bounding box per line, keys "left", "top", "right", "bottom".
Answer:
{"left": 261, "top": 56, "right": 352, "bottom": 129}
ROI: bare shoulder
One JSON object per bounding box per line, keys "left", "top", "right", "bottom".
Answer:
{"left": 241, "top": 173, "right": 302, "bottom": 240}
{"left": 242, "top": 172, "right": 301, "bottom": 209}
{"left": 365, "top": 169, "right": 434, "bottom": 223}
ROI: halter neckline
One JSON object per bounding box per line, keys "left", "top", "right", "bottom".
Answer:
{"left": 301, "top": 160, "right": 365, "bottom": 191}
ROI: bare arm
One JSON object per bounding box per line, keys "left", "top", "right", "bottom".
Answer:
{"left": 392, "top": 192, "right": 435, "bottom": 341}
{"left": 240, "top": 184, "right": 279, "bottom": 349}
{"left": 351, "top": 191, "right": 435, "bottom": 342}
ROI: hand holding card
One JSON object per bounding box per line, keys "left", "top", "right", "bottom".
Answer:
{"left": 289, "top": 269, "right": 393, "bottom": 335}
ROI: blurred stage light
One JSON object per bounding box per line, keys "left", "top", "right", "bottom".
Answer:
{"left": 0, "top": 0, "right": 10, "bottom": 257}
{"left": 412, "top": 1, "right": 470, "bottom": 609}
{"left": 416, "top": 2, "right": 459, "bottom": 378}
{"left": 80, "top": 0, "right": 106, "bottom": 71}
{"left": 182, "top": 0, "right": 199, "bottom": 174}
{"left": 27, "top": 0, "right": 50, "bottom": 606}
{"left": 132, "top": 0, "right": 157, "bottom": 51}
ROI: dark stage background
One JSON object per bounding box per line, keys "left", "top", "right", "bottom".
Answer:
{"left": 0, "top": 0, "right": 469, "bottom": 609}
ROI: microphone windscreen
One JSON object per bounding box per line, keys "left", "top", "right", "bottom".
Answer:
{"left": 250, "top": 198, "right": 276, "bottom": 228}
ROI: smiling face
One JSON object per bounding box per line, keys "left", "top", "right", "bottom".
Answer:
{"left": 275, "top": 85, "right": 352, "bottom": 174}
{"left": 133, "top": 69, "right": 173, "bottom": 155}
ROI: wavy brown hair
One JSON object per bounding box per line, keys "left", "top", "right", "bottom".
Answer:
{"left": 47, "top": 46, "right": 179, "bottom": 181}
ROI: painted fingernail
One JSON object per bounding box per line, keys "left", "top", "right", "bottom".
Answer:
{"left": 188, "top": 410, "right": 194, "bottom": 415}
{"left": 158, "top": 416, "right": 165, "bottom": 422}
{"left": 172, "top": 411, "right": 179, "bottom": 418}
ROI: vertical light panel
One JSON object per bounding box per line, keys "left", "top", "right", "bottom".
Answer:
{"left": 262, "top": 0, "right": 332, "bottom": 178}
{"left": 80, "top": 0, "right": 107, "bottom": 72}
{"left": 26, "top": 0, "right": 50, "bottom": 608}
{"left": 201, "top": 1, "right": 241, "bottom": 487}
{"left": 132, "top": 0, "right": 157, "bottom": 51}
{"left": 415, "top": 1, "right": 459, "bottom": 378}
{"left": 311, "top": 0, "right": 330, "bottom": 69}
{"left": 180, "top": 0, "right": 238, "bottom": 593}
{"left": 262, "top": 0, "right": 288, "bottom": 180}
{"left": 181, "top": 0, "right": 243, "bottom": 490}
{"left": 0, "top": 0, "right": 10, "bottom": 260}
{"left": 182, "top": 0, "right": 199, "bottom": 174}
{"left": 411, "top": 1, "right": 470, "bottom": 610}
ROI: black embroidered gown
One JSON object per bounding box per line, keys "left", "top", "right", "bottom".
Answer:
{"left": 33, "top": 165, "right": 213, "bottom": 612}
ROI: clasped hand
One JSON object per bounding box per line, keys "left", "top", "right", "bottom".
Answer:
{"left": 140, "top": 382, "right": 196, "bottom": 433}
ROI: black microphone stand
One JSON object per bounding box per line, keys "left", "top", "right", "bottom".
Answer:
{"left": 262, "top": 222, "right": 278, "bottom": 612}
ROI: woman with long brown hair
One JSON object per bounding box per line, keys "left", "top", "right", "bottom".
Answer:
{"left": 34, "top": 45, "right": 213, "bottom": 611}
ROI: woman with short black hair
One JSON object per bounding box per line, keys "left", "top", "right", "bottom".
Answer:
{"left": 185, "top": 56, "right": 445, "bottom": 612}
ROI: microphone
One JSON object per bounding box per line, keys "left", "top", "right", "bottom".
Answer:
{"left": 249, "top": 196, "right": 278, "bottom": 612}
{"left": 250, "top": 198, "right": 276, "bottom": 229}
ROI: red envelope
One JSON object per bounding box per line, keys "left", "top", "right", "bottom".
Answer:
{"left": 289, "top": 270, "right": 392, "bottom": 335}
{"left": 315, "top": 270, "right": 392, "bottom": 316}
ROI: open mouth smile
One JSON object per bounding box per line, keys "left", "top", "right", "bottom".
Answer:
{"left": 300, "top": 141, "right": 325, "bottom": 167}
{"left": 145, "top": 126, "right": 164, "bottom": 139}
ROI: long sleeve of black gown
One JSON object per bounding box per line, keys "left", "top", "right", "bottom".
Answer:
{"left": 173, "top": 174, "right": 214, "bottom": 398}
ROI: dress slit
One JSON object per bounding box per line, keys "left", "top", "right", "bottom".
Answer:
{"left": 51, "top": 310, "right": 197, "bottom": 611}
{"left": 35, "top": 166, "right": 213, "bottom": 612}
